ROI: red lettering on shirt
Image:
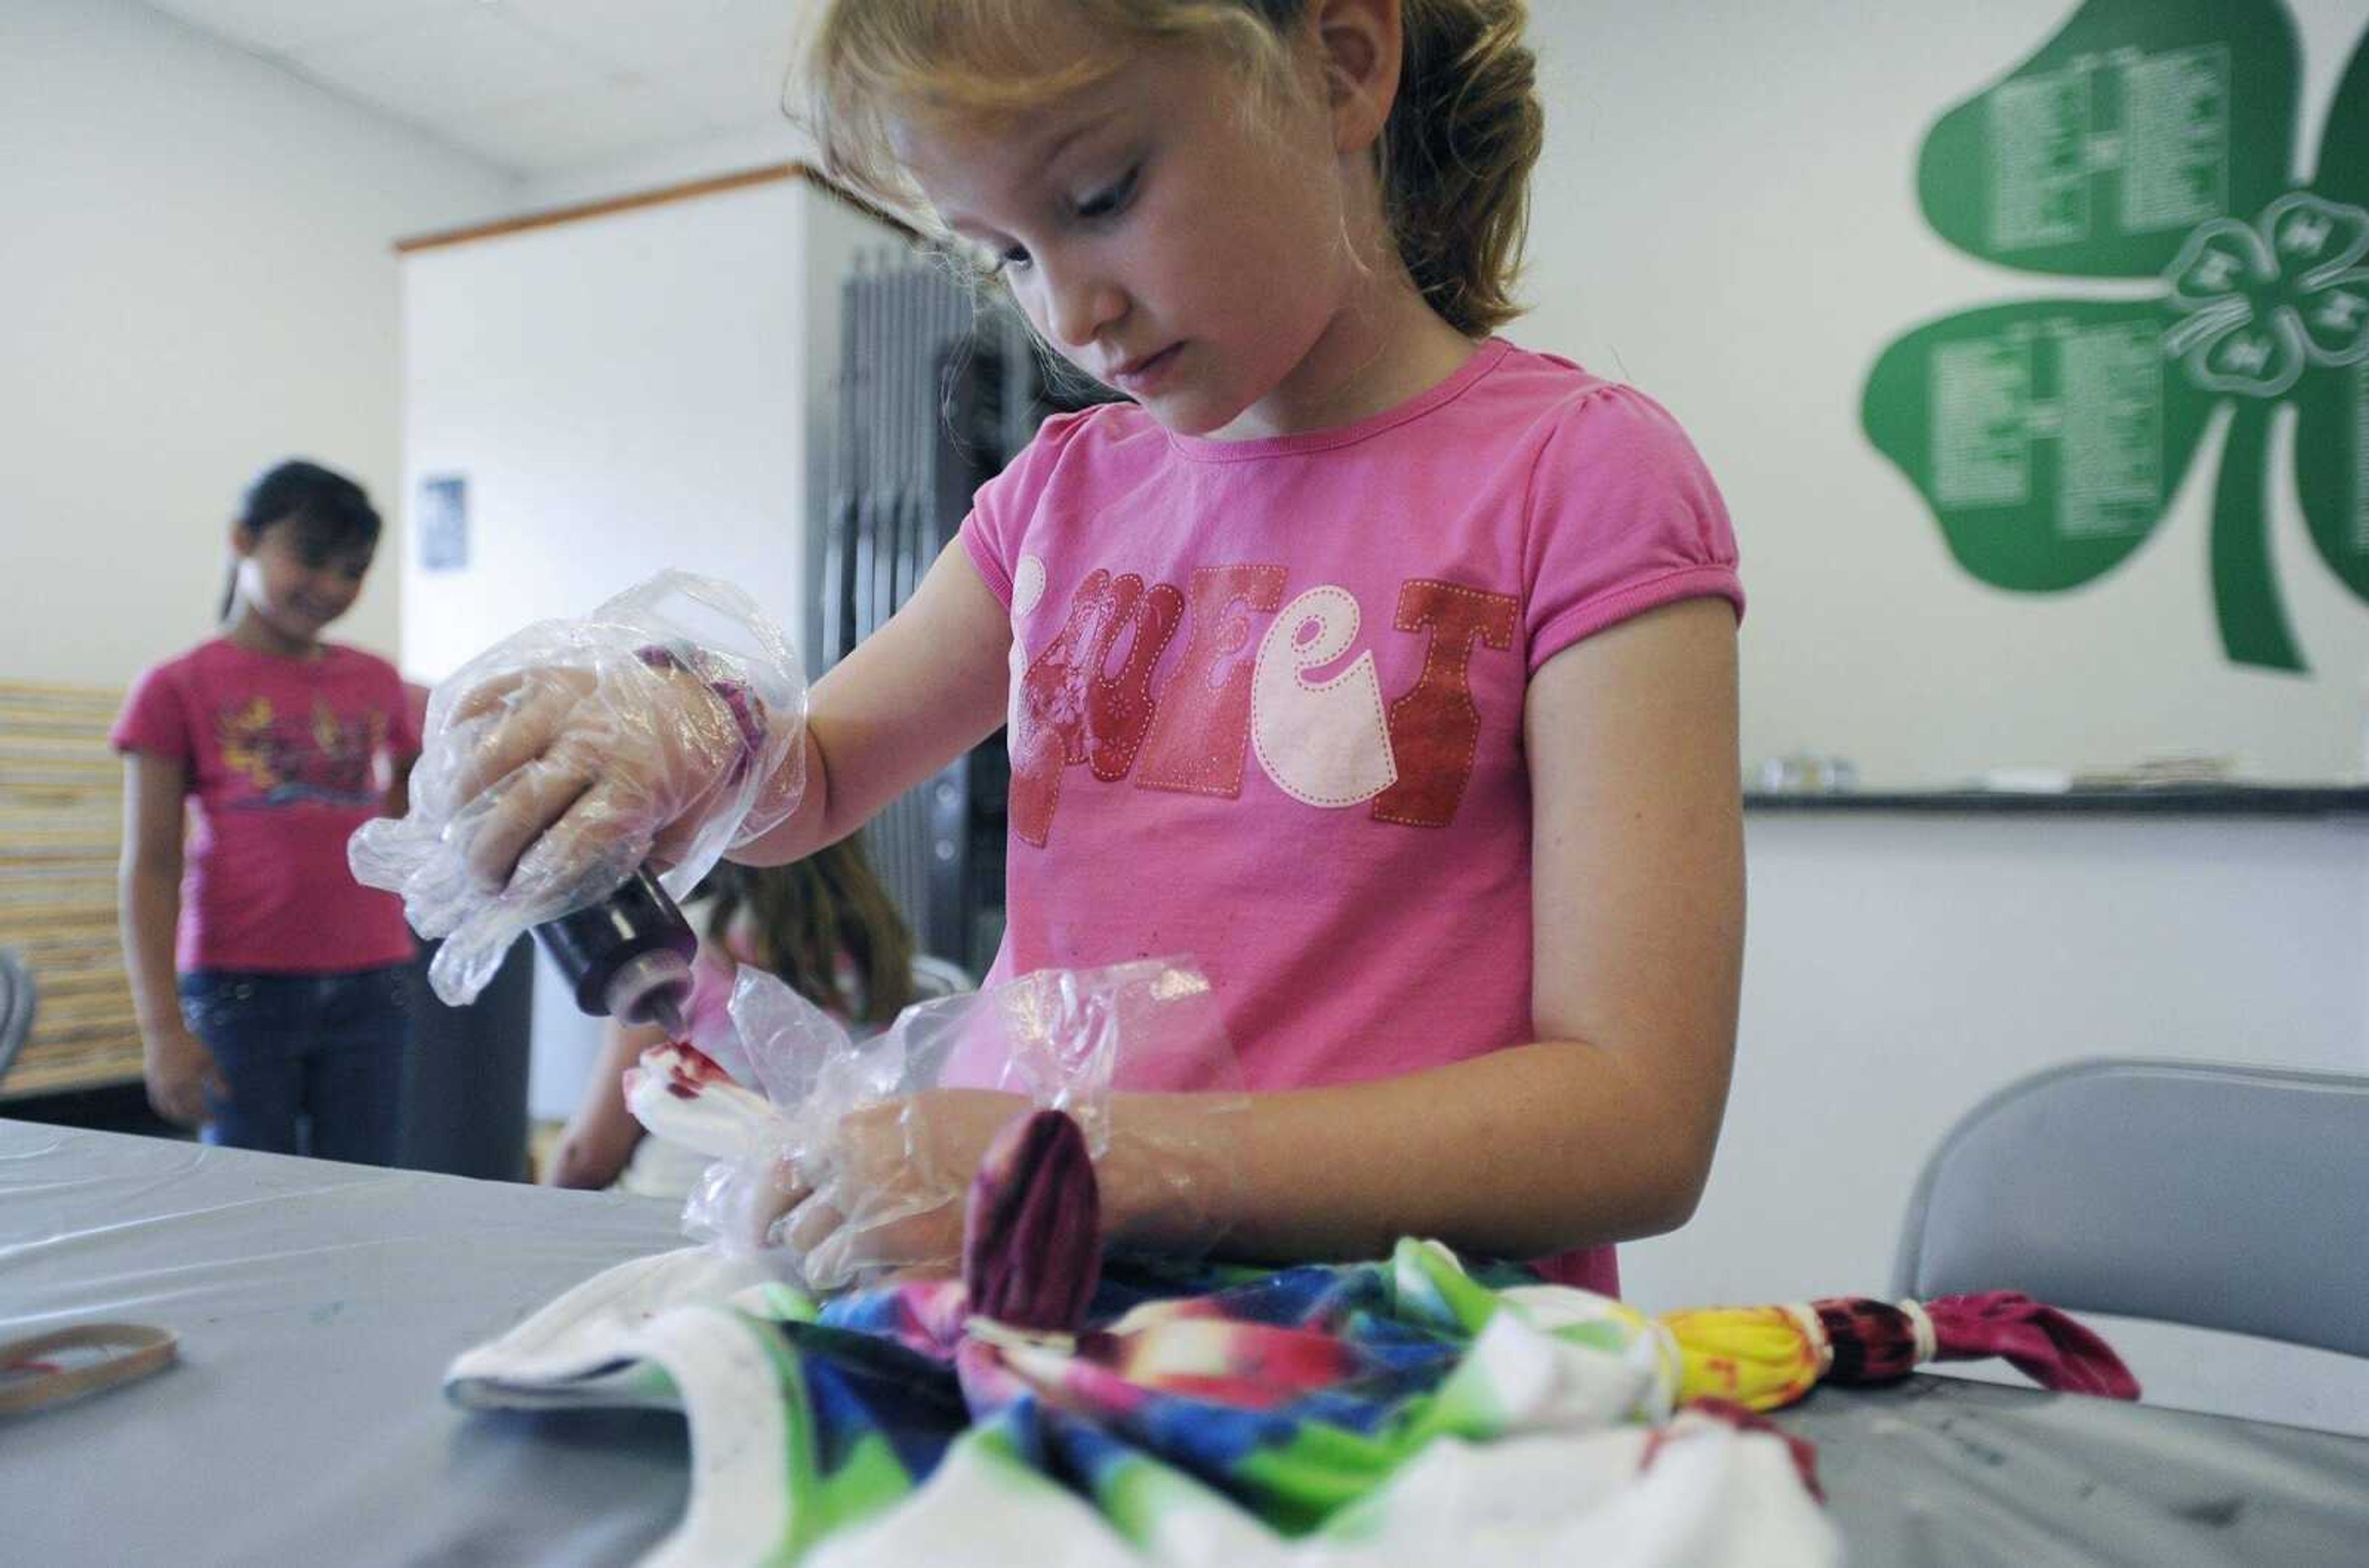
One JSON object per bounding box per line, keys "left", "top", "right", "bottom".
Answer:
{"left": 1010, "top": 578, "right": 1098, "bottom": 846}
{"left": 1087, "top": 574, "right": 1184, "bottom": 782}
{"left": 1012, "top": 570, "right": 1184, "bottom": 845}
{"left": 1371, "top": 580, "right": 1518, "bottom": 828}
{"left": 1135, "top": 563, "right": 1289, "bottom": 799}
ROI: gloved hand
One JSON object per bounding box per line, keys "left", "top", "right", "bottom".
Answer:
{"left": 638, "top": 960, "right": 1249, "bottom": 1292}
{"left": 349, "top": 572, "right": 806, "bottom": 1005}
{"left": 779, "top": 1087, "right": 1033, "bottom": 1287}
{"left": 780, "top": 1087, "right": 1250, "bottom": 1292}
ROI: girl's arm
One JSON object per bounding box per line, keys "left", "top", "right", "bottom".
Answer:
{"left": 542, "top": 1015, "right": 666, "bottom": 1188}
{"left": 1118, "top": 596, "right": 1743, "bottom": 1261}
{"left": 118, "top": 752, "right": 225, "bottom": 1126}
{"left": 386, "top": 749, "right": 416, "bottom": 820}
{"left": 734, "top": 538, "right": 1014, "bottom": 866}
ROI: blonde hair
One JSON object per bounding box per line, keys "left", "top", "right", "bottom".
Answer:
{"left": 793, "top": 1, "right": 1544, "bottom": 336}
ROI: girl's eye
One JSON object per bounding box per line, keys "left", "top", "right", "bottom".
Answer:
{"left": 1075, "top": 167, "right": 1139, "bottom": 221}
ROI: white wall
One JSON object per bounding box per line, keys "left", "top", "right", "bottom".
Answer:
{"left": 1523, "top": 1, "right": 2369, "bottom": 785}
{"left": 400, "top": 178, "right": 824, "bottom": 681}
{"left": 0, "top": 0, "right": 514, "bottom": 685}
{"left": 1511, "top": 4, "right": 2369, "bottom": 1422}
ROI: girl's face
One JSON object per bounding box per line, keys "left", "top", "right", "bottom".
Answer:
{"left": 231, "top": 518, "right": 371, "bottom": 642}
{"left": 893, "top": 31, "right": 1370, "bottom": 440}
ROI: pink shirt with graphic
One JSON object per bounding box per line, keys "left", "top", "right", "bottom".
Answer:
{"left": 959, "top": 339, "right": 1743, "bottom": 1296}
{"left": 112, "top": 638, "right": 423, "bottom": 973}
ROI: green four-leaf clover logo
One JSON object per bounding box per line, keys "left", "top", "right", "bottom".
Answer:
{"left": 1864, "top": 0, "right": 2369, "bottom": 672}
{"left": 2165, "top": 194, "right": 2369, "bottom": 398}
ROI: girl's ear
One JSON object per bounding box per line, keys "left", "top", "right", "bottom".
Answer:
{"left": 1313, "top": 0, "right": 1402, "bottom": 156}
{"left": 229, "top": 519, "right": 260, "bottom": 557}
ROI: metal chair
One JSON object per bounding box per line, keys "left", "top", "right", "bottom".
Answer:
{"left": 1893, "top": 1058, "right": 2369, "bottom": 1360}
{"left": 0, "top": 946, "right": 35, "bottom": 1089}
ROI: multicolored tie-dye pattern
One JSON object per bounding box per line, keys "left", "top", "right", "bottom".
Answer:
{"left": 795, "top": 1240, "right": 1669, "bottom": 1541}
{"left": 450, "top": 1239, "right": 1808, "bottom": 1566}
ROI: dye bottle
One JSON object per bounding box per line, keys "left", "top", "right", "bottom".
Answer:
{"left": 531, "top": 867, "right": 697, "bottom": 1039}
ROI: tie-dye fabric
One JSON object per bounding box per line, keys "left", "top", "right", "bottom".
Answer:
{"left": 447, "top": 1240, "right": 1837, "bottom": 1567}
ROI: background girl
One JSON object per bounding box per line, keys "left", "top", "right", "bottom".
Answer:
{"left": 115, "top": 459, "right": 421, "bottom": 1162}
{"left": 542, "top": 842, "right": 967, "bottom": 1193}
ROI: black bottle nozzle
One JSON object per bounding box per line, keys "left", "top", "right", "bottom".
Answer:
{"left": 531, "top": 867, "right": 697, "bottom": 1035}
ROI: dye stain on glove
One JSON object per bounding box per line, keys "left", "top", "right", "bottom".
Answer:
{"left": 961, "top": 1109, "right": 1101, "bottom": 1334}
{"left": 656, "top": 1041, "right": 734, "bottom": 1100}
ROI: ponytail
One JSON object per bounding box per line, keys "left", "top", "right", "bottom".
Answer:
{"left": 1380, "top": 1, "right": 1543, "bottom": 337}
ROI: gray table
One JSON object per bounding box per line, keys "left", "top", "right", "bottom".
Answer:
{"left": 4, "top": 1120, "right": 2363, "bottom": 1566}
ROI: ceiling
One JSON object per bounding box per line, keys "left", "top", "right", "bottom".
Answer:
{"left": 142, "top": 0, "right": 807, "bottom": 178}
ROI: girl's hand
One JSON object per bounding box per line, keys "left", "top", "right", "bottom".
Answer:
{"left": 347, "top": 572, "right": 808, "bottom": 1009}
{"left": 778, "top": 1089, "right": 1033, "bottom": 1288}
{"left": 441, "top": 660, "right": 748, "bottom": 893}
{"left": 143, "top": 1025, "right": 226, "bottom": 1128}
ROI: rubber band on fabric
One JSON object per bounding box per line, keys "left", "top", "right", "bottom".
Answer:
{"left": 1895, "top": 1297, "right": 1938, "bottom": 1367}
{"left": 962, "top": 1317, "right": 1079, "bottom": 1356}
{"left": 1780, "top": 1302, "right": 1834, "bottom": 1376}
{"left": 0, "top": 1324, "right": 178, "bottom": 1416}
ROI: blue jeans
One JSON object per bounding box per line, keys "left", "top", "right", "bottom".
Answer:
{"left": 178, "top": 967, "right": 411, "bottom": 1165}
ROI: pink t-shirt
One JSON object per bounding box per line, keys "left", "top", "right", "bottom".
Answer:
{"left": 959, "top": 339, "right": 1743, "bottom": 1295}
{"left": 112, "top": 638, "right": 423, "bottom": 973}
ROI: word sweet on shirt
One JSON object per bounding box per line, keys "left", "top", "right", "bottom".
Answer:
{"left": 1007, "top": 553, "right": 1518, "bottom": 844}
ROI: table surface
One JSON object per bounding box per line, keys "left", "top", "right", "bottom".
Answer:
{"left": 5, "top": 1120, "right": 2364, "bottom": 1567}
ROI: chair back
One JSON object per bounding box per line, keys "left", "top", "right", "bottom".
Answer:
{"left": 0, "top": 947, "right": 35, "bottom": 1089}
{"left": 1893, "top": 1058, "right": 2369, "bottom": 1359}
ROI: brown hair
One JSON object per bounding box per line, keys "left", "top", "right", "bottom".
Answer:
{"left": 793, "top": 1, "right": 1544, "bottom": 336}
{"left": 705, "top": 838, "right": 918, "bottom": 1025}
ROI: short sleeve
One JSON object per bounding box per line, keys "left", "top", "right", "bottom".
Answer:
{"left": 958, "top": 408, "right": 1106, "bottom": 609}
{"left": 110, "top": 660, "right": 193, "bottom": 762}
{"left": 1521, "top": 384, "right": 1743, "bottom": 673}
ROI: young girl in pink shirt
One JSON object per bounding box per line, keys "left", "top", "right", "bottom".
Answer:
{"left": 417, "top": 0, "right": 1742, "bottom": 1291}
{"left": 115, "top": 461, "right": 420, "bottom": 1161}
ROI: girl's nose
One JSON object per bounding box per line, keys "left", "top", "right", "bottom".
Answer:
{"left": 1045, "top": 268, "right": 1127, "bottom": 353}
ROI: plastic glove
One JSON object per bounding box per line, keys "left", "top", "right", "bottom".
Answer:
{"left": 349, "top": 572, "right": 805, "bottom": 1004}
{"left": 650, "top": 959, "right": 1248, "bottom": 1292}
{"left": 780, "top": 1088, "right": 1034, "bottom": 1289}
{"left": 783, "top": 1086, "right": 1249, "bottom": 1292}
{"left": 626, "top": 1039, "right": 808, "bottom": 1253}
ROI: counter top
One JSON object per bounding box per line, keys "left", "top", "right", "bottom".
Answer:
{"left": 1744, "top": 785, "right": 2369, "bottom": 818}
